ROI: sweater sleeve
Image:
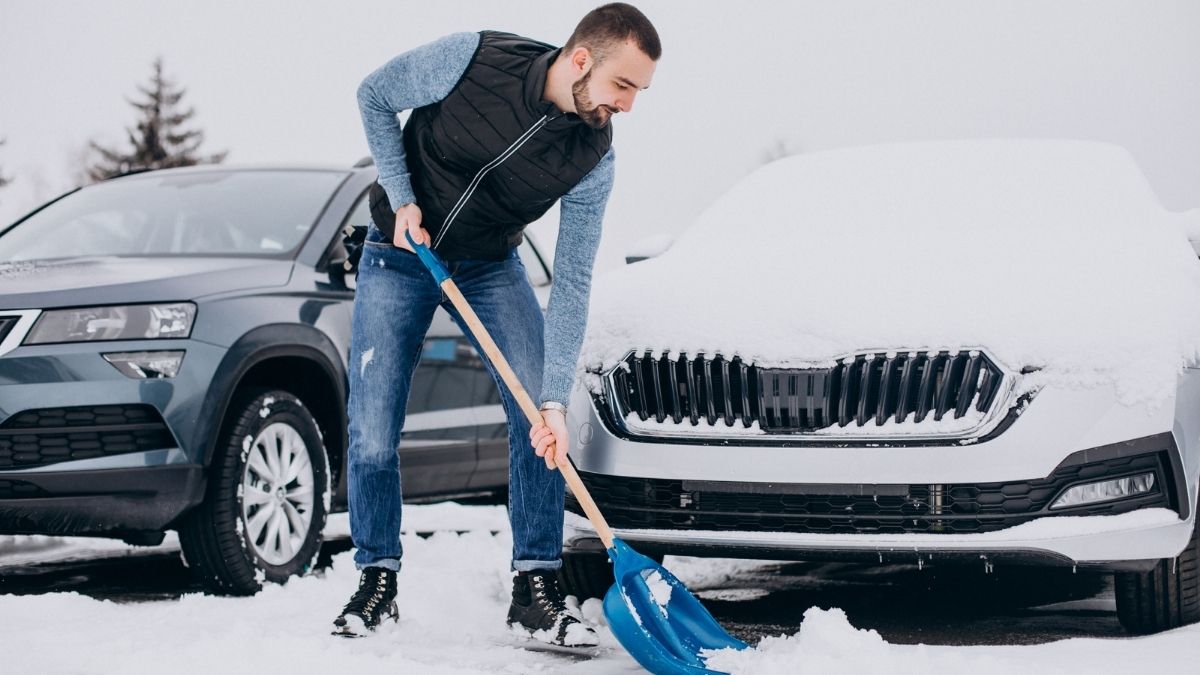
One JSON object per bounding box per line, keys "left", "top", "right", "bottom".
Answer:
{"left": 539, "top": 146, "right": 616, "bottom": 407}
{"left": 356, "top": 31, "right": 480, "bottom": 209}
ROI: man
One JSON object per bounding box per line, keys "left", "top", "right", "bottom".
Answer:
{"left": 333, "top": 4, "right": 660, "bottom": 647}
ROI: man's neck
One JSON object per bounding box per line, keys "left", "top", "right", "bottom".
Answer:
{"left": 543, "top": 53, "right": 577, "bottom": 114}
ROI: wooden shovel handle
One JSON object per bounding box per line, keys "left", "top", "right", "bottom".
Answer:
{"left": 440, "top": 280, "right": 616, "bottom": 549}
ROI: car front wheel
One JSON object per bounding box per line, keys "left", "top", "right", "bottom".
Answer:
{"left": 179, "top": 388, "right": 330, "bottom": 595}
{"left": 1114, "top": 510, "right": 1200, "bottom": 634}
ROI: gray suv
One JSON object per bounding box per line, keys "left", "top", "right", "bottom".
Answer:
{"left": 0, "top": 162, "right": 552, "bottom": 593}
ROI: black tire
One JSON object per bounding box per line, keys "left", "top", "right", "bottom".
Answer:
{"left": 559, "top": 549, "right": 615, "bottom": 600}
{"left": 559, "top": 548, "right": 665, "bottom": 600}
{"left": 179, "top": 388, "right": 330, "bottom": 595}
{"left": 1115, "top": 511, "right": 1200, "bottom": 634}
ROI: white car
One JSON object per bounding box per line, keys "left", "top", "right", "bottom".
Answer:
{"left": 560, "top": 140, "right": 1200, "bottom": 635}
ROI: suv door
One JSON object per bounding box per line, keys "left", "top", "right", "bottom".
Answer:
{"left": 328, "top": 191, "right": 481, "bottom": 500}
{"left": 468, "top": 236, "right": 552, "bottom": 490}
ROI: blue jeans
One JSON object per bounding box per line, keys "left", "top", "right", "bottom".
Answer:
{"left": 346, "top": 224, "right": 564, "bottom": 572}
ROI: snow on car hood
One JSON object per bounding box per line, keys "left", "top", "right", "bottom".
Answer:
{"left": 582, "top": 140, "right": 1200, "bottom": 407}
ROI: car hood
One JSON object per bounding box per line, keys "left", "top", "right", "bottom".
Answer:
{"left": 582, "top": 140, "right": 1200, "bottom": 409}
{"left": 0, "top": 256, "right": 294, "bottom": 310}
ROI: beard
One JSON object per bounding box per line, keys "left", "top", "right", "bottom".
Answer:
{"left": 571, "top": 68, "right": 616, "bottom": 129}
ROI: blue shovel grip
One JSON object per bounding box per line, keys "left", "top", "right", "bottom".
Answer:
{"left": 404, "top": 231, "right": 451, "bottom": 284}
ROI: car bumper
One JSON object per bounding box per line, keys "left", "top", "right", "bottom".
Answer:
{"left": 563, "top": 508, "right": 1190, "bottom": 572}
{"left": 0, "top": 457, "right": 205, "bottom": 535}
{"left": 564, "top": 374, "right": 1200, "bottom": 568}
{"left": 0, "top": 338, "right": 223, "bottom": 534}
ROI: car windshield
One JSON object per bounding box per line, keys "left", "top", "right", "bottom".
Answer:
{"left": 0, "top": 169, "right": 348, "bottom": 262}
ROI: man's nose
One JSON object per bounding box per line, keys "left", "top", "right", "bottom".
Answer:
{"left": 616, "top": 92, "right": 636, "bottom": 113}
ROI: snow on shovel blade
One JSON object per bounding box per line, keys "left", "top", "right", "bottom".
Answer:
{"left": 603, "top": 539, "right": 748, "bottom": 674}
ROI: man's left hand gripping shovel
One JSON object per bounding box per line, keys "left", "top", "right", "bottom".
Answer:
{"left": 404, "top": 232, "right": 750, "bottom": 674}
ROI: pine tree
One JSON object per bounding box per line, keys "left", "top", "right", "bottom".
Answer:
{"left": 0, "top": 138, "right": 11, "bottom": 191}
{"left": 87, "top": 57, "right": 227, "bottom": 182}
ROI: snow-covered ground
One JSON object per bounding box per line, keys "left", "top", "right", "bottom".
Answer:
{"left": 1, "top": 503, "right": 1197, "bottom": 674}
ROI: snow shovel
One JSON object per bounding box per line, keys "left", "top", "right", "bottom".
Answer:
{"left": 404, "top": 232, "right": 749, "bottom": 674}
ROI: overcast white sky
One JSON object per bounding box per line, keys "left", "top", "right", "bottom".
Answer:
{"left": 1, "top": 0, "right": 1197, "bottom": 270}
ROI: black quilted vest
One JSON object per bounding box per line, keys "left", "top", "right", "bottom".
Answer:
{"left": 370, "top": 31, "right": 613, "bottom": 261}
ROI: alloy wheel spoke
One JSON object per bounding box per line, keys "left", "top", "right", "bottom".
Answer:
{"left": 247, "top": 446, "right": 273, "bottom": 484}
{"left": 273, "top": 508, "right": 294, "bottom": 559}
{"left": 246, "top": 502, "right": 274, "bottom": 543}
{"left": 243, "top": 486, "right": 273, "bottom": 507}
{"left": 283, "top": 445, "right": 311, "bottom": 486}
{"left": 281, "top": 498, "right": 308, "bottom": 539}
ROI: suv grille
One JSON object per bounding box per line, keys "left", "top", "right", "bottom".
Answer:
{"left": 607, "top": 349, "right": 1006, "bottom": 432}
{"left": 0, "top": 405, "right": 175, "bottom": 470}
{"left": 567, "top": 452, "right": 1175, "bottom": 535}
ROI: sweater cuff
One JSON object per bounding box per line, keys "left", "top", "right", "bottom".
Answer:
{"left": 378, "top": 174, "right": 417, "bottom": 209}
{"left": 538, "top": 382, "right": 571, "bottom": 410}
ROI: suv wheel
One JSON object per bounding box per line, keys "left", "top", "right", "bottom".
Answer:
{"left": 179, "top": 389, "right": 330, "bottom": 595}
{"left": 1115, "top": 512, "right": 1200, "bottom": 633}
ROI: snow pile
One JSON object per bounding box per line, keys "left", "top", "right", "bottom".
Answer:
{"left": 704, "top": 606, "right": 1199, "bottom": 675}
{"left": 583, "top": 140, "right": 1200, "bottom": 408}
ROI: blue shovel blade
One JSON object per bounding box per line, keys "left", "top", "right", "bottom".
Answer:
{"left": 603, "top": 538, "right": 748, "bottom": 674}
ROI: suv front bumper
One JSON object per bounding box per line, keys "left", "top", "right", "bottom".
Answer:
{"left": 0, "top": 457, "right": 205, "bottom": 535}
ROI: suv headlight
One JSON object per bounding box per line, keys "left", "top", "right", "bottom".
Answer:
{"left": 24, "top": 302, "right": 196, "bottom": 344}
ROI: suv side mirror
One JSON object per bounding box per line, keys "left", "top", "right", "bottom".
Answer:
{"left": 625, "top": 234, "right": 675, "bottom": 265}
{"left": 1180, "top": 208, "right": 1200, "bottom": 257}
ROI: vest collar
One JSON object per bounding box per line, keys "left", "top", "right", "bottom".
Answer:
{"left": 524, "top": 46, "right": 563, "bottom": 117}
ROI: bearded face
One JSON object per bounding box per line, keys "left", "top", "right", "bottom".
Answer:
{"left": 571, "top": 67, "right": 617, "bottom": 129}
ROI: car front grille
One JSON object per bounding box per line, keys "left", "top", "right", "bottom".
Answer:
{"left": 0, "top": 405, "right": 176, "bottom": 470}
{"left": 605, "top": 349, "right": 1007, "bottom": 433}
{"left": 566, "top": 451, "right": 1176, "bottom": 535}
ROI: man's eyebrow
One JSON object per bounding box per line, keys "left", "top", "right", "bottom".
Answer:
{"left": 616, "top": 76, "right": 648, "bottom": 90}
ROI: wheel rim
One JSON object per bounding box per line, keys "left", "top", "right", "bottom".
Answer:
{"left": 240, "top": 421, "right": 315, "bottom": 565}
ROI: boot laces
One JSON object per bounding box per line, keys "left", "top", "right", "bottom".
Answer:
{"left": 342, "top": 570, "right": 391, "bottom": 617}
{"left": 530, "top": 574, "right": 569, "bottom": 616}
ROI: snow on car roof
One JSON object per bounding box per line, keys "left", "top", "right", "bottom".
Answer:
{"left": 582, "top": 140, "right": 1200, "bottom": 408}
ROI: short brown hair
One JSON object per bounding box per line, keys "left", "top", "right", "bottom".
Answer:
{"left": 564, "top": 3, "right": 661, "bottom": 64}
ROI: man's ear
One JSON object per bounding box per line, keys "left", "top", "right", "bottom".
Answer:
{"left": 569, "top": 46, "right": 591, "bottom": 73}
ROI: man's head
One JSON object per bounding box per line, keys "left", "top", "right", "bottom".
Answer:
{"left": 560, "top": 3, "right": 660, "bottom": 129}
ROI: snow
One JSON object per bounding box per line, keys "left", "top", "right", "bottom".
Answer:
{"left": 642, "top": 569, "right": 672, "bottom": 617}
{"left": 581, "top": 140, "right": 1200, "bottom": 410}
{"left": 703, "top": 606, "right": 1200, "bottom": 675}
{"left": 624, "top": 234, "right": 675, "bottom": 260}
{"left": 1, "top": 504, "right": 1198, "bottom": 674}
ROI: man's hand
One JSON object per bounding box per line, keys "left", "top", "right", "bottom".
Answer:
{"left": 393, "top": 203, "right": 430, "bottom": 252}
{"left": 530, "top": 408, "right": 569, "bottom": 470}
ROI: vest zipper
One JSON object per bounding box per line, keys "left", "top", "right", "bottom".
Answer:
{"left": 432, "top": 113, "right": 560, "bottom": 250}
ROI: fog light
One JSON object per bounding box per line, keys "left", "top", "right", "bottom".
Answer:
{"left": 103, "top": 351, "right": 185, "bottom": 379}
{"left": 1049, "top": 472, "right": 1156, "bottom": 510}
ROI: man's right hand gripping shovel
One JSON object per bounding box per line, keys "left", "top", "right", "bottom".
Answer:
{"left": 393, "top": 203, "right": 429, "bottom": 252}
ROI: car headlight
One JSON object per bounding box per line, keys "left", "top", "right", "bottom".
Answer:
{"left": 24, "top": 302, "right": 196, "bottom": 344}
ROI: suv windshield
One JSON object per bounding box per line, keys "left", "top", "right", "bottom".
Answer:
{"left": 0, "top": 169, "right": 347, "bottom": 262}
